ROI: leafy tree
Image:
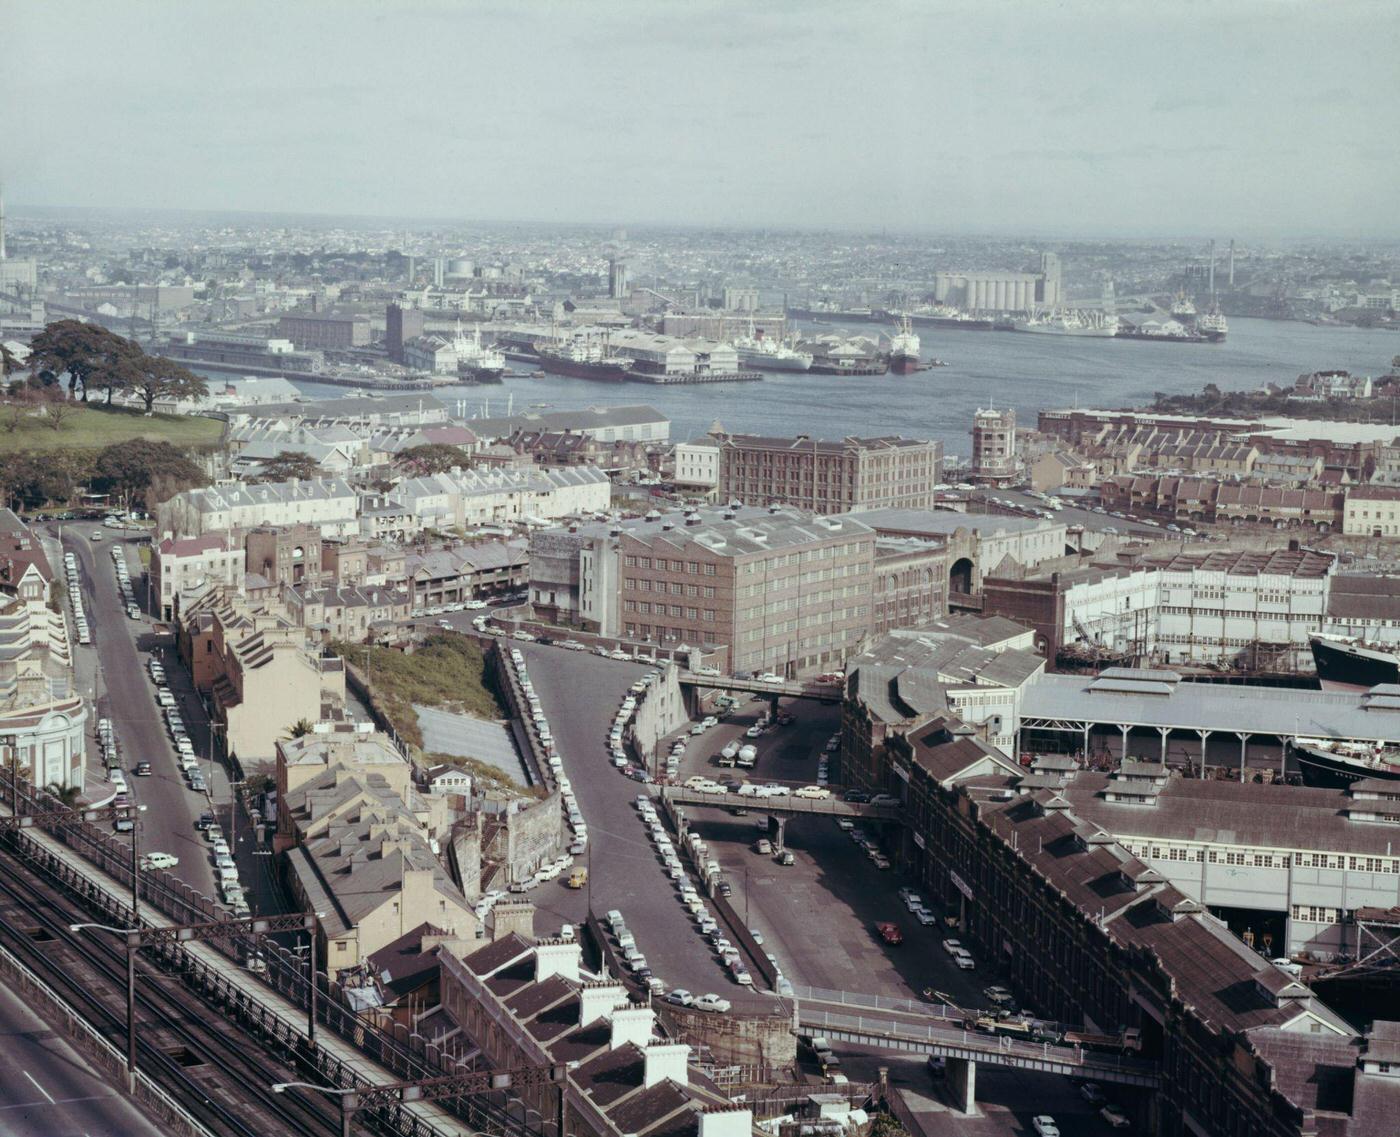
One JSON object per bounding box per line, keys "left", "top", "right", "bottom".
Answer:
{"left": 92, "top": 438, "right": 207, "bottom": 509}
{"left": 0, "top": 450, "right": 81, "bottom": 509}
{"left": 394, "top": 443, "right": 470, "bottom": 477}
{"left": 284, "top": 718, "right": 315, "bottom": 739}
{"left": 28, "top": 319, "right": 142, "bottom": 403}
{"left": 0, "top": 342, "right": 24, "bottom": 379}
{"left": 253, "top": 450, "right": 322, "bottom": 482}
{"left": 121, "top": 353, "right": 209, "bottom": 413}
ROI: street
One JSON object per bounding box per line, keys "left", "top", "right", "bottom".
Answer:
{"left": 50, "top": 526, "right": 284, "bottom": 916}
{"left": 0, "top": 978, "right": 167, "bottom": 1137}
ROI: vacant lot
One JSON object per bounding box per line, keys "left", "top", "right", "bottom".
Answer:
{"left": 0, "top": 404, "right": 224, "bottom": 454}
{"left": 338, "top": 634, "right": 506, "bottom": 748}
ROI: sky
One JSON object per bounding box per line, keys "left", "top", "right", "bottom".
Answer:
{"left": 4, "top": 0, "right": 1398, "bottom": 237}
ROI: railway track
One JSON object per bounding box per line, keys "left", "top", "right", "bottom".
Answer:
{"left": 0, "top": 834, "right": 347, "bottom": 1137}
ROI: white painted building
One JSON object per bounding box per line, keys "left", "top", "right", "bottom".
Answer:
{"left": 392, "top": 466, "right": 612, "bottom": 531}
{"left": 672, "top": 438, "right": 720, "bottom": 492}
{"left": 1155, "top": 548, "right": 1333, "bottom": 670}
{"left": 157, "top": 477, "right": 361, "bottom": 539}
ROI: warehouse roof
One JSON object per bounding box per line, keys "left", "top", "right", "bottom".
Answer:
{"left": 1020, "top": 670, "right": 1400, "bottom": 744}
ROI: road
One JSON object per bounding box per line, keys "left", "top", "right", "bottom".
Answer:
{"left": 52, "top": 526, "right": 229, "bottom": 904}
{"left": 0, "top": 978, "right": 166, "bottom": 1137}
{"left": 663, "top": 699, "right": 994, "bottom": 1007}
{"left": 505, "top": 641, "right": 772, "bottom": 1005}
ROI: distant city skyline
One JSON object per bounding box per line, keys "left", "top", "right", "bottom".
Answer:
{"left": 4, "top": 0, "right": 1398, "bottom": 238}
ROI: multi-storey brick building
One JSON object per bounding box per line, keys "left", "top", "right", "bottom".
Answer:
{"left": 616, "top": 506, "right": 875, "bottom": 677}
{"left": 713, "top": 431, "right": 942, "bottom": 513}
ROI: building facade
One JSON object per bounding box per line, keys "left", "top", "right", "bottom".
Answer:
{"left": 971, "top": 407, "right": 1017, "bottom": 485}
{"left": 714, "top": 432, "right": 943, "bottom": 513}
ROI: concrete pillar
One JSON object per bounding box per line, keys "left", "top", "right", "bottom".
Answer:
{"left": 1197, "top": 729, "right": 1212, "bottom": 777}
{"left": 1236, "top": 732, "right": 1251, "bottom": 782}
{"left": 1158, "top": 727, "right": 1170, "bottom": 764}
{"left": 771, "top": 816, "right": 788, "bottom": 852}
{"left": 945, "top": 1055, "right": 978, "bottom": 1115}
{"left": 1119, "top": 724, "right": 1131, "bottom": 762}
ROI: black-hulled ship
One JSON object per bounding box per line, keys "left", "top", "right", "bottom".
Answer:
{"left": 1311, "top": 635, "right": 1400, "bottom": 692}
{"left": 533, "top": 338, "right": 632, "bottom": 382}
{"left": 1291, "top": 736, "right": 1400, "bottom": 788}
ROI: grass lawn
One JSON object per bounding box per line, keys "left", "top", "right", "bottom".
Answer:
{"left": 0, "top": 403, "right": 224, "bottom": 454}
{"left": 337, "top": 635, "right": 506, "bottom": 749}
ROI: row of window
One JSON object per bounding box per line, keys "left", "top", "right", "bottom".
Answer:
{"left": 624, "top": 556, "right": 719, "bottom": 575}
{"left": 1126, "top": 841, "right": 1400, "bottom": 874}
{"left": 624, "top": 601, "right": 716, "bottom": 621}
{"left": 625, "top": 579, "right": 717, "bottom": 598}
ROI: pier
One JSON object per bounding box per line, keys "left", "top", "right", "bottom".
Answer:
{"left": 626, "top": 369, "right": 763, "bottom": 385}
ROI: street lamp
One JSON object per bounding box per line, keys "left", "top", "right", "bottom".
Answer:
{"left": 270, "top": 1082, "right": 356, "bottom": 1137}
{"left": 71, "top": 922, "right": 141, "bottom": 1093}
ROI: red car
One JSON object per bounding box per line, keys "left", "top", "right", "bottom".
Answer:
{"left": 875, "top": 921, "right": 904, "bottom": 946}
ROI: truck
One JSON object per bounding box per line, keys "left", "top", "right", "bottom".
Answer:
{"left": 1061, "top": 1027, "right": 1143, "bottom": 1053}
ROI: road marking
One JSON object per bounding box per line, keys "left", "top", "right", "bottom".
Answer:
{"left": 21, "top": 1071, "right": 54, "bottom": 1104}
{"left": 0, "top": 1094, "right": 109, "bottom": 1112}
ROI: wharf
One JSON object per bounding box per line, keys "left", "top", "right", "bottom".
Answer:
{"left": 181, "top": 356, "right": 437, "bottom": 391}
{"left": 627, "top": 370, "right": 763, "bottom": 385}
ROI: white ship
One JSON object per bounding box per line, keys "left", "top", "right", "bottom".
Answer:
{"left": 452, "top": 322, "right": 506, "bottom": 382}
{"left": 888, "top": 315, "right": 921, "bottom": 374}
{"left": 731, "top": 327, "right": 813, "bottom": 372}
{"left": 1170, "top": 292, "right": 1198, "bottom": 320}
{"left": 1011, "top": 309, "right": 1118, "bottom": 338}
{"left": 1197, "top": 307, "right": 1228, "bottom": 341}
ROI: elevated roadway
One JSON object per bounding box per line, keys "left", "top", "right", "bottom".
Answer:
{"left": 661, "top": 785, "right": 901, "bottom": 823}
{"left": 793, "top": 985, "right": 1160, "bottom": 1090}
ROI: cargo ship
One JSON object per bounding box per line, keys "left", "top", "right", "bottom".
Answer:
{"left": 1115, "top": 316, "right": 1216, "bottom": 343}
{"left": 887, "top": 315, "right": 921, "bottom": 374}
{"left": 1197, "top": 306, "right": 1228, "bottom": 342}
{"left": 1012, "top": 309, "right": 1118, "bottom": 337}
{"left": 1290, "top": 737, "right": 1400, "bottom": 788}
{"left": 731, "top": 328, "right": 813, "bottom": 372}
{"left": 807, "top": 334, "right": 887, "bottom": 375}
{"left": 788, "top": 303, "right": 880, "bottom": 323}
{"left": 1311, "top": 635, "right": 1400, "bottom": 692}
{"left": 901, "top": 305, "right": 996, "bottom": 332}
{"left": 534, "top": 337, "right": 633, "bottom": 382}
{"left": 1169, "top": 292, "right": 1198, "bottom": 321}
{"left": 453, "top": 323, "right": 506, "bottom": 383}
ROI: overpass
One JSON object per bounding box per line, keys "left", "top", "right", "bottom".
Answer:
{"left": 677, "top": 672, "right": 843, "bottom": 713}
{"left": 792, "top": 985, "right": 1160, "bottom": 1112}
{"left": 661, "top": 785, "right": 900, "bottom": 823}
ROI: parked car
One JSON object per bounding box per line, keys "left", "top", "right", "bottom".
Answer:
{"left": 692, "top": 994, "right": 731, "bottom": 1013}
{"left": 1032, "top": 1118, "right": 1060, "bottom": 1137}
{"left": 875, "top": 921, "right": 903, "bottom": 946}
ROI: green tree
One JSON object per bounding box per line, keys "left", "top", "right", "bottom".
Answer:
{"left": 92, "top": 438, "right": 207, "bottom": 510}
{"left": 121, "top": 353, "right": 209, "bottom": 413}
{"left": 394, "top": 443, "right": 470, "bottom": 477}
{"left": 28, "top": 319, "right": 142, "bottom": 403}
{"left": 284, "top": 718, "right": 315, "bottom": 739}
{"left": 253, "top": 450, "right": 322, "bottom": 482}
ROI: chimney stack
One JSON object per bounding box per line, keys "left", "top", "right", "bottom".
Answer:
{"left": 608, "top": 1005, "right": 654, "bottom": 1050}
{"left": 643, "top": 1042, "right": 690, "bottom": 1088}
{"left": 578, "top": 980, "right": 629, "bottom": 1027}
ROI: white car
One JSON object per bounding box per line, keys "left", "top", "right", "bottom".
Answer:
{"left": 692, "top": 993, "right": 731, "bottom": 1013}
{"left": 1032, "top": 1118, "right": 1059, "bottom": 1137}
{"left": 941, "top": 938, "right": 963, "bottom": 956}
{"left": 794, "top": 785, "right": 830, "bottom": 799}
{"left": 140, "top": 852, "right": 179, "bottom": 870}
{"left": 953, "top": 949, "right": 976, "bottom": 971}
{"left": 754, "top": 672, "right": 783, "bottom": 684}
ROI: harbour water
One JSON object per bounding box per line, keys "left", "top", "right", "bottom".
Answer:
{"left": 286, "top": 318, "right": 1399, "bottom": 460}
